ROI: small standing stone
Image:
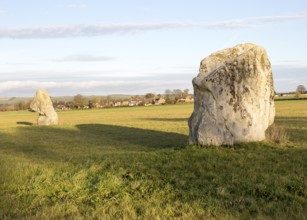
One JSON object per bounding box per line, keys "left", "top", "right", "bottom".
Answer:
{"left": 30, "top": 89, "right": 58, "bottom": 125}
{"left": 189, "top": 43, "right": 275, "bottom": 146}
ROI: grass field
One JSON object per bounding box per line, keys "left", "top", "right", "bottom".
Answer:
{"left": 0, "top": 102, "right": 306, "bottom": 219}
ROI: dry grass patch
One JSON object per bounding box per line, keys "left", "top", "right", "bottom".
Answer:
{"left": 265, "top": 124, "right": 289, "bottom": 144}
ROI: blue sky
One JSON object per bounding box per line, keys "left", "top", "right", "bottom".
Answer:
{"left": 0, "top": 0, "right": 307, "bottom": 96}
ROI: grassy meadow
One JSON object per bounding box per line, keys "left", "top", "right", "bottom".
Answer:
{"left": 0, "top": 101, "right": 306, "bottom": 219}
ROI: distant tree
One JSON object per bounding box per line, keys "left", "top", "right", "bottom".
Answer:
{"left": 294, "top": 92, "right": 301, "bottom": 99}
{"left": 165, "top": 96, "right": 176, "bottom": 104}
{"left": 182, "top": 89, "right": 190, "bottom": 98}
{"left": 88, "top": 96, "right": 101, "bottom": 109}
{"left": 88, "top": 101, "right": 94, "bottom": 109}
{"left": 138, "top": 101, "right": 145, "bottom": 106}
{"left": 164, "top": 89, "right": 172, "bottom": 96}
{"left": 65, "top": 101, "right": 75, "bottom": 109}
{"left": 296, "top": 85, "right": 306, "bottom": 94}
{"left": 91, "top": 96, "right": 101, "bottom": 104}
{"left": 0, "top": 104, "right": 14, "bottom": 111}
{"left": 173, "top": 89, "right": 183, "bottom": 99}
{"left": 14, "top": 101, "right": 31, "bottom": 111}
{"left": 73, "top": 94, "right": 87, "bottom": 108}
{"left": 145, "top": 93, "right": 155, "bottom": 99}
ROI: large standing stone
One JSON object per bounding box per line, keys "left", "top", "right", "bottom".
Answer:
{"left": 189, "top": 43, "right": 275, "bottom": 146}
{"left": 30, "top": 89, "right": 58, "bottom": 125}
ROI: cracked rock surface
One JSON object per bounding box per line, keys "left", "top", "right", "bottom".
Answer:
{"left": 30, "top": 89, "right": 58, "bottom": 126}
{"left": 189, "top": 43, "right": 275, "bottom": 146}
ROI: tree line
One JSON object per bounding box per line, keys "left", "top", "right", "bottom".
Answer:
{"left": 0, "top": 88, "right": 193, "bottom": 111}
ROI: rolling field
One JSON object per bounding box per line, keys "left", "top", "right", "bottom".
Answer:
{"left": 0, "top": 102, "right": 306, "bottom": 219}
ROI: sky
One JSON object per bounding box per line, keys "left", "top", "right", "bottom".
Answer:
{"left": 0, "top": 0, "right": 307, "bottom": 97}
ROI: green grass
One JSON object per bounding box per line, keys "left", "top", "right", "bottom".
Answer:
{"left": 274, "top": 94, "right": 307, "bottom": 101}
{"left": 0, "top": 103, "right": 306, "bottom": 219}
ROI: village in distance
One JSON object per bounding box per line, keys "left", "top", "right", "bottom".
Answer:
{"left": 0, "top": 85, "right": 306, "bottom": 112}
{"left": 0, "top": 89, "right": 194, "bottom": 111}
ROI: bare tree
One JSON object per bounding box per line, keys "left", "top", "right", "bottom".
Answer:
{"left": 173, "top": 89, "right": 183, "bottom": 98}
{"left": 182, "top": 89, "right": 190, "bottom": 98}
{"left": 73, "top": 94, "right": 87, "bottom": 108}
{"left": 164, "top": 89, "right": 172, "bottom": 96}
{"left": 296, "top": 85, "right": 306, "bottom": 94}
{"left": 145, "top": 93, "right": 155, "bottom": 99}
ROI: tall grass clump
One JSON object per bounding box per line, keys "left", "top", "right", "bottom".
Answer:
{"left": 265, "top": 124, "right": 289, "bottom": 143}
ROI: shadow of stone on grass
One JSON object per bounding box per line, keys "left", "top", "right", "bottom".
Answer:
{"left": 0, "top": 123, "right": 188, "bottom": 164}
{"left": 76, "top": 124, "right": 188, "bottom": 149}
{"left": 16, "top": 121, "right": 34, "bottom": 126}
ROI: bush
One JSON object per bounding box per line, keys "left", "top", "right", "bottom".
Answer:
{"left": 265, "top": 124, "right": 289, "bottom": 143}
{"left": 294, "top": 92, "right": 301, "bottom": 99}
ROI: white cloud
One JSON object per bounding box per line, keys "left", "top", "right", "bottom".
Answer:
{"left": 0, "top": 65, "right": 305, "bottom": 95}
{"left": 274, "top": 78, "right": 301, "bottom": 84}
{"left": 0, "top": 67, "right": 195, "bottom": 81}
{"left": 250, "top": 13, "right": 307, "bottom": 23}
{"left": 273, "top": 63, "right": 307, "bottom": 69}
{"left": 0, "top": 12, "right": 306, "bottom": 39}
{"left": 0, "top": 80, "right": 192, "bottom": 96}
{"left": 54, "top": 54, "right": 114, "bottom": 62}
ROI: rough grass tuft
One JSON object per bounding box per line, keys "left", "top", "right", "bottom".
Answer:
{"left": 266, "top": 124, "right": 289, "bottom": 143}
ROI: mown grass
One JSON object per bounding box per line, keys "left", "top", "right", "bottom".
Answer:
{"left": 0, "top": 103, "right": 306, "bottom": 219}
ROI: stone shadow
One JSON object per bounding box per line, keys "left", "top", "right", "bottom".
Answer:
{"left": 0, "top": 123, "right": 188, "bottom": 164}
{"left": 16, "top": 121, "right": 34, "bottom": 126}
{"left": 76, "top": 124, "right": 187, "bottom": 149}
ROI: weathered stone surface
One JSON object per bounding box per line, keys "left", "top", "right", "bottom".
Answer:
{"left": 189, "top": 43, "right": 275, "bottom": 146}
{"left": 30, "top": 89, "right": 58, "bottom": 125}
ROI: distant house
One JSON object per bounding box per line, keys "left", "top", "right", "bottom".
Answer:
{"left": 135, "top": 100, "right": 144, "bottom": 106}
{"left": 185, "top": 95, "right": 194, "bottom": 103}
{"left": 94, "top": 103, "right": 103, "bottom": 108}
{"left": 154, "top": 97, "right": 165, "bottom": 105}
{"left": 114, "top": 101, "right": 121, "bottom": 107}
{"left": 178, "top": 98, "right": 186, "bottom": 103}
{"left": 177, "top": 95, "right": 194, "bottom": 103}
{"left": 55, "top": 104, "right": 71, "bottom": 111}
{"left": 122, "top": 101, "right": 129, "bottom": 106}
{"left": 129, "top": 100, "right": 137, "bottom": 106}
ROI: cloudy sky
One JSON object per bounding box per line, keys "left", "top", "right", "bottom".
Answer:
{"left": 0, "top": 0, "right": 307, "bottom": 97}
